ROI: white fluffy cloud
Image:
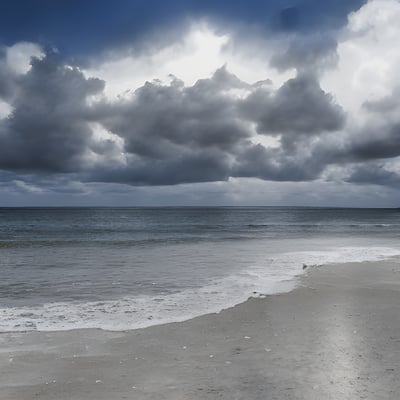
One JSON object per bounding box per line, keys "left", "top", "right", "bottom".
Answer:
{"left": 322, "top": 0, "right": 400, "bottom": 119}
{"left": 6, "top": 42, "right": 43, "bottom": 74}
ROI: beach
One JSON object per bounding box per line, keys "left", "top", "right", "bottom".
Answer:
{"left": 1, "top": 258, "right": 399, "bottom": 400}
{"left": 2, "top": 0, "right": 400, "bottom": 398}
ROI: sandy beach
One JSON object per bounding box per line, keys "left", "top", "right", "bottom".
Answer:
{"left": 1, "top": 258, "right": 400, "bottom": 400}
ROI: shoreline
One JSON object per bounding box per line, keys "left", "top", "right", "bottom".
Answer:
{"left": 2, "top": 245, "right": 400, "bottom": 334}
{"left": 1, "top": 258, "right": 400, "bottom": 399}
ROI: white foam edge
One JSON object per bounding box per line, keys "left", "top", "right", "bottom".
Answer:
{"left": 1, "top": 246, "right": 399, "bottom": 332}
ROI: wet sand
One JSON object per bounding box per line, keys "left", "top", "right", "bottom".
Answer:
{"left": 1, "top": 259, "right": 400, "bottom": 399}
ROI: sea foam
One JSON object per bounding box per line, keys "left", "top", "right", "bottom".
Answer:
{"left": 1, "top": 246, "right": 399, "bottom": 332}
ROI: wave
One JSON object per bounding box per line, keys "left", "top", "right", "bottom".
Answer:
{"left": 1, "top": 246, "right": 399, "bottom": 333}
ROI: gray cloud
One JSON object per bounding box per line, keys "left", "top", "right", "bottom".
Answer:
{"left": 270, "top": 34, "right": 338, "bottom": 73}
{"left": 347, "top": 163, "right": 400, "bottom": 187}
{"left": 0, "top": 47, "right": 399, "bottom": 192}
{"left": 0, "top": 50, "right": 15, "bottom": 100}
{"left": 240, "top": 74, "right": 345, "bottom": 138}
{"left": 90, "top": 151, "right": 232, "bottom": 186}
{"left": 232, "top": 142, "right": 323, "bottom": 182}
{"left": 344, "top": 89, "right": 400, "bottom": 162}
{"left": 0, "top": 55, "right": 104, "bottom": 172}
{"left": 315, "top": 122, "right": 400, "bottom": 166}
{"left": 90, "top": 66, "right": 251, "bottom": 184}
{"left": 350, "top": 125, "right": 400, "bottom": 161}
{"left": 100, "top": 67, "right": 250, "bottom": 155}
{"left": 93, "top": 68, "right": 346, "bottom": 184}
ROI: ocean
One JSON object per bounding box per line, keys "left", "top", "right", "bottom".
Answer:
{"left": 1, "top": 207, "right": 400, "bottom": 332}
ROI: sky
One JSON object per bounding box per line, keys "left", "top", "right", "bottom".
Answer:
{"left": 1, "top": 0, "right": 400, "bottom": 206}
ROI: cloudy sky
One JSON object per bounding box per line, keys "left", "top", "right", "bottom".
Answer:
{"left": 1, "top": 0, "right": 400, "bottom": 206}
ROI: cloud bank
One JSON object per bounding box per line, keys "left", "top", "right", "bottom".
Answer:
{"left": 0, "top": 0, "right": 400, "bottom": 205}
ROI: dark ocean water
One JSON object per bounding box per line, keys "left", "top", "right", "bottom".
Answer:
{"left": 1, "top": 207, "right": 400, "bottom": 331}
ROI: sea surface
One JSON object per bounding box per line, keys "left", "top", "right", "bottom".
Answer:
{"left": 1, "top": 207, "right": 400, "bottom": 332}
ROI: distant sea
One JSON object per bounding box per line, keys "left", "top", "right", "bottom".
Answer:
{"left": 1, "top": 207, "right": 400, "bottom": 332}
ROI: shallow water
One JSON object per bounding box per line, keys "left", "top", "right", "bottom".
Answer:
{"left": 1, "top": 207, "right": 400, "bottom": 331}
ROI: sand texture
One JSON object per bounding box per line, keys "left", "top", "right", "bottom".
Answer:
{"left": 1, "top": 259, "right": 400, "bottom": 399}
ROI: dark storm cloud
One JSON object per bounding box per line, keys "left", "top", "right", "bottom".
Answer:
{"left": 0, "top": 55, "right": 104, "bottom": 172}
{"left": 240, "top": 74, "right": 345, "bottom": 137}
{"left": 318, "top": 121, "right": 400, "bottom": 165}
{"left": 88, "top": 67, "right": 250, "bottom": 184}
{"left": 92, "top": 70, "right": 346, "bottom": 185}
{"left": 99, "top": 67, "right": 250, "bottom": 156}
{"left": 0, "top": 50, "right": 15, "bottom": 100}
{"left": 0, "top": 55, "right": 257, "bottom": 185}
{"left": 1, "top": 47, "right": 399, "bottom": 189}
{"left": 0, "top": 65, "right": 13, "bottom": 99}
{"left": 292, "top": 119, "right": 400, "bottom": 183}
{"left": 347, "top": 164, "right": 400, "bottom": 187}
{"left": 350, "top": 127, "right": 400, "bottom": 161}
{"left": 89, "top": 152, "right": 232, "bottom": 186}
{"left": 91, "top": 68, "right": 345, "bottom": 184}
{"left": 345, "top": 90, "right": 400, "bottom": 162}
{"left": 232, "top": 143, "right": 323, "bottom": 182}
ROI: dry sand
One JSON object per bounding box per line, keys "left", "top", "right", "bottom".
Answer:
{"left": 1, "top": 259, "right": 400, "bottom": 399}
